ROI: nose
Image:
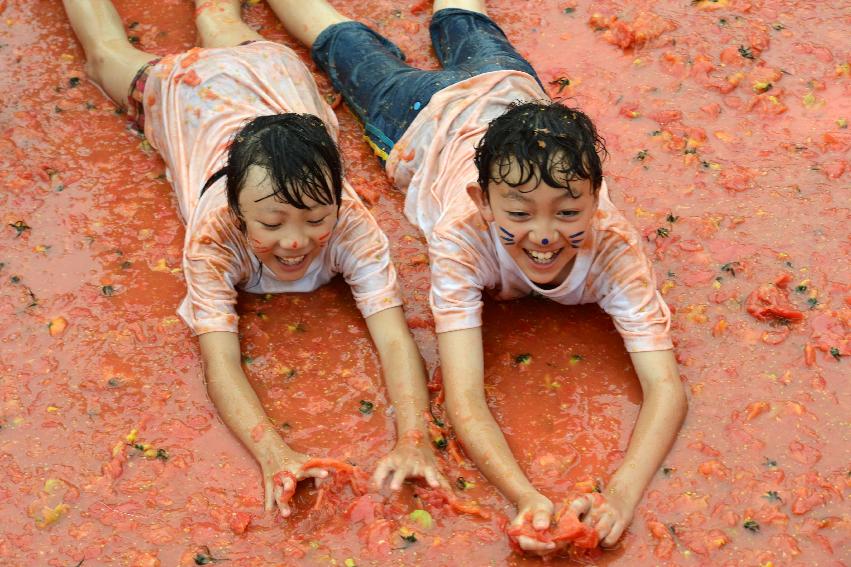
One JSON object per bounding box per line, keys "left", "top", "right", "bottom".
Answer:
{"left": 530, "top": 223, "right": 558, "bottom": 247}
{"left": 277, "top": 229, "right": 306, "bottom": 252}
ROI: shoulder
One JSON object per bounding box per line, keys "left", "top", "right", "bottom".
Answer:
{"left": 331, "top": 187, "right": 387, "bottom": 241}
{"left": 433, "top": 208, "right": 492, "bottom": 252}
{"left": 325, "top": 187, "right": 394, "bottom": 274}
{"left": 430, "top": 211, "right": 498, "bottom": 287}
{"left": 185, "top": 204, "right": 251, "bottom": 281}
{"left": 595, "top": 211, "right": 642, "bottom": 250}
{"left": 589, "top": 189, "right": 647, "bottom": 256}
{"left": 582, "top": 203, "right": 657, "bottom": 294}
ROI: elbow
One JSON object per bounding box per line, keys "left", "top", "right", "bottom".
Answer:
{"left": 647, "top": 375, "right": 688, "bottom": 425}
{"left": 202, "top": 362, "right": 238, "bottom": 401}
{"left": 203, "top": 366, "right": 224, "bottom": 399}
{"left": 376, "top": 333, "right": 415, "bottom": 363}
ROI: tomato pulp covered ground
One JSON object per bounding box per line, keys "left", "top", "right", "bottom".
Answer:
{"left": 0, "top": 1, "right": 848, "bottom": 565}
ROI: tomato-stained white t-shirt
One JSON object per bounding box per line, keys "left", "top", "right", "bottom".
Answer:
{"left": 385, "top": 70, "right": 671, "bottom": 352}
{"left": 143, "top": 41, "right": 401, "bottom": 334}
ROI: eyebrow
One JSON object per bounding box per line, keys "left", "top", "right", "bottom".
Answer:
{"left": 502, "top": 190, "right": 532, "bottom": 203}
{"left": 256, "top": 197, "right": 326, "bottom": 211}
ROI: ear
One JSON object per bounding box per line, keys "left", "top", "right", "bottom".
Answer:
{"left": 466, "top": 182, "right": 495, "bottom": 223}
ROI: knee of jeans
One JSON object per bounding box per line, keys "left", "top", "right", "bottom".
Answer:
{"left": 313, "top": 22, "right": 407, "bottom": 69}
{"left": 345, "top": 23, "right": 406, "bottom": 61}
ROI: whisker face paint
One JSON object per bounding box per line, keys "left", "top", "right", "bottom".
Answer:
{"left": 318, "top": 231, "right": 331, "bottom": 246}
{"left": 569, "top": 230, "right": 585, "bottom": 249}
{"left": 499, "top": 226, "right": 515, "bottom": 245}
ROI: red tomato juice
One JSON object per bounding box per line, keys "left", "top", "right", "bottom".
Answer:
{"left": 0, "top": 1, "right": 848, "bottom": 565}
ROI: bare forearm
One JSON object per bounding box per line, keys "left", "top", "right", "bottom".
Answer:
{"left": 199, "top": 333, "right": 294, "bottom": 461}
{"left": 206, "top": 366, "right": 287, "bottom": 455}
{"left": 608, "top": 350, "right": 687, "bottom": 508}
{"left": 448, "top": 394, "right": 539, "bottom": 503}
{"left": 366, "top": 308, "right": 430, "bottom": 438}
{"left": 381, "top": 341, "right": 430, "bottom": 436}
{"left": 439, "top": 328, "right": 539, "bottom": 504}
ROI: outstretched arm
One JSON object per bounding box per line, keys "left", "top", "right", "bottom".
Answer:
{"left": 365, "top": 307, "right": 446, "bottom": 490}
{"left": 570, "top": 348, "right": 687, "bottom": 546}
{"left": 198, "top": 332, "right": 327, "bottom": 516}
{"left": 439, "top": 327, "right": 556, "bottom": 554}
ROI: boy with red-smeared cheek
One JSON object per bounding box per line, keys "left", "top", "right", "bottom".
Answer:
{"left": 62, "top": 0, "right": 447, "bottom": 521}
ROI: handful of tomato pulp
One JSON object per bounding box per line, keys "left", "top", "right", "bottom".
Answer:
{"left": 505, "top": 493, "right": 603, "bottom": 557}
{"left": 272, "top": 458, "right": 369, "bottom": 514}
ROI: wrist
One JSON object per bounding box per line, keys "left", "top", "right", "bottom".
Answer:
{"left": 396, "top": 427, "right": 428, "bottom": 448}
{"left": 254, "top": 434, "right": 296, "bottom": 465}
{"left": 604, "top": 476, "right": 642, "bottom": 509}
{"left": 512, "top": 486, "right": 546, "bottom": 508}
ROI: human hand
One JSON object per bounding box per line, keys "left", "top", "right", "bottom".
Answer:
{"left": 508, "top": 492, "right": 556, "bottom": 554}
{"left": 372, "top": 438, "right": 449, "bottom": 491}
{"left": 260, "top": 449, "right": 329, "bottom": 518}
{"left": 568, "top": 490, "right": 634, "bottom": 548}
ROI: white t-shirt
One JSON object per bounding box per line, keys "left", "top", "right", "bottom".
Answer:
{"left": 143, "top": 41, "right": 401, "bottom": 334}
{"left": 386, "top": 70, "right": 672, "bottom": 352}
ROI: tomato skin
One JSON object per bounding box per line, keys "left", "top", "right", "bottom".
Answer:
{"left": 414, "top": 486, "right": 491, "bottom": 520}
{"left": 771, "top": 533, "right": 801, "bottom": 556}
{"left": 646, "top": 520, "right": 675, "bottom": 560}
{"left": 805, "top": 343, "right": 818, "bottom": 366}
{"left": 762, "top": 327, "right": 790, "bottom": 345}
{"left": 698, "top": 459, "right": 730, "bottom": 479}
{"left": 792, "top": 490, "right": 828, "bottom": 515}
{"left": 410, "top": 0, "right": 430, "bottom": 14}
{"left": 788, "top": 440, "right": 822, "bottom": 466}
{"left": 744, "top": 401, "right": 770, "bottom": 420}
{"left": 746, "top": 283, "right": 804, "bottom": 322}
{"left": 357, "top": 518, "right": 394, "bottom": 557}
{"left": 346, "top": 494, "right": 377, "bottom": 525}
{"left": 229, "top": 511, "right": 251, "bottom": 535}
{"left": 774, "top": 273, "right": 793, "bottom": 288}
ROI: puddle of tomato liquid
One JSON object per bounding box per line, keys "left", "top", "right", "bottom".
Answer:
{"left": 1, "top": 1, "right": 848, "bottom": 566}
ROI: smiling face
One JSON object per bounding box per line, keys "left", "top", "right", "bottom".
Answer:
{"left": 470, "top": 101, "right": 607, "bottom": 286}
{"left": 468, "top": 174, "right": 598, "bottom": 287}
{"left": 238, "top": 165, "right": 338, "bottom": 281}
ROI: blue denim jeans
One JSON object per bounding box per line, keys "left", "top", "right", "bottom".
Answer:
{"left": 311, "top": 8, "right": 542, "bottom": 162}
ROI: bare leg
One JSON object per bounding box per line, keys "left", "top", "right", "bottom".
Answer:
{"left": 433, "top": 0, "right": 487, "bottom": 14}
{"left": 194, "top": 0, "right": 263, "bottom": 48}
{"left": 264, "top": 0, "right": 350, "bottom": 47}
{"left": 62, "top": 0, "right": 157, "bottom": 105}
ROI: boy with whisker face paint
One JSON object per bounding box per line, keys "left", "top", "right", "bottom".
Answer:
{"left": 62, "top": 0, "right": 446, "bottom": 520}
{"left": 261, "top": 0, "right": 687, "bottom": 554}
{"left": 453, "top": 101, "right": 687, "bottom": 554}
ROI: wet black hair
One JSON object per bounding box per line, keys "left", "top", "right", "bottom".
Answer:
{"left": 474, "top": 100, "right": 607, "bottom": 197}
{"left": 203, "top": 113, "right": 343, "bottom": 228}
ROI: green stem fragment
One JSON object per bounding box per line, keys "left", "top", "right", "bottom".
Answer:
{"left": 359, "top": 400, "right": 374, "bottom": 415}
{"left": 743, "top": 519, "right": 760, "bottom": 533}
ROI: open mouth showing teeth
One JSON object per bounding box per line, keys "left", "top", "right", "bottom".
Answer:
{"left": 524, "top": 248, "right": 563, "bottom": 265}
{"left": 276, "top": 255, "right": 306, "bottom": 267}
